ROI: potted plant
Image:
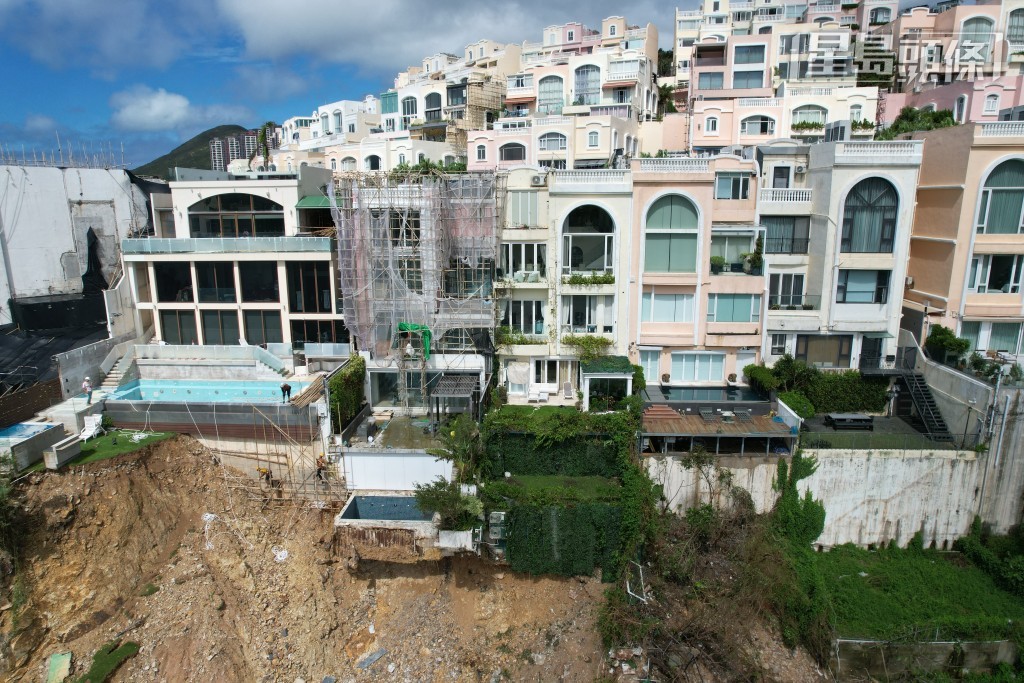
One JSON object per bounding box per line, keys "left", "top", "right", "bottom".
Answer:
{"left": 727, "top": 373, "right": 737, "bottom": 386}
{"left": 747, "top": 236, "right": 764, "bottom": 276}
{"left": 661, "top": 373, "right": 671, "bottom": 384}
{"left": 710, "top": 255, "right": 726, "bottom": 274}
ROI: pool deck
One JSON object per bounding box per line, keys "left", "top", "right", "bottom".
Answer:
{"left": 359, "top": 415, "right": 441, "bottom": 450}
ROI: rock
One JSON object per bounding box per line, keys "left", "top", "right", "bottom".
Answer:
{"left": 387, "top": 663, "right": 396, "bottom": 673}
{"left": 213, "top": 596, "right": 226, "bottom": 611}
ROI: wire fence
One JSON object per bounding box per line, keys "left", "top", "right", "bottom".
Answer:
{"left": 800, "top": 430, "right": 982, "bottom": 453}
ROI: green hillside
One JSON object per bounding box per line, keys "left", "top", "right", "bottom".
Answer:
{"left": 132, "top": 124, "right": 247, "bottom": 179}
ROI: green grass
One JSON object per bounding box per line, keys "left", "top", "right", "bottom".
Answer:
{"left": 73, "top": 640, "right": 140, "bottom": 683}
{"left": 816, "top": 544, "right": 1024, "bottom": 641}
{"left": 802, "top": 431, "right": 957, "bottom": 451}
{"left": 28, "top": 431, "right": 177, "bottom": 472}
{"left": 502, "top": 475, "right": 620, "bottom": 500}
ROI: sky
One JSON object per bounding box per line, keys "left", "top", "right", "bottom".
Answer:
{"left": 0, "top": 0, "right": 678, "bottom": 168}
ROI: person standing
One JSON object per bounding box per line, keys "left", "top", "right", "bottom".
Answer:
{"left": 82, "top": 377, "right": 93, "bottom": 405}
{"left": 281, "top": 382, "right": 292, "bottom": 402}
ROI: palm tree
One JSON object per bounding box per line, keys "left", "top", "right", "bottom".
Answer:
{"left": 247, "top": 121, "right": 277, "bottom": 171}
{"left": 657, "top": 84, "right": 678, "bottom": 117}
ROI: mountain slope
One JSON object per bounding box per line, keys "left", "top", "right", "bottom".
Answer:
{"left": 132, "top": 124, "right": 247, "bottom": 179}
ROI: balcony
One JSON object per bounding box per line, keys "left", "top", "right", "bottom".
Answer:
{"left": 710, "top": 259, "right": 762, "bottom": 276}
{"left": 807, "top": 4, "right": 840, "bottom": 14}
{"left": 550, "top": 170, "right": 631, "bottom": 194}
{"left": 730, "top": 1, "right": 755, "bottom": 9}
{"left": 768, "top": 294, "right": 821, "bottom": 310}
{"left": 625, "top": 28, "right": 647, "bottom": 39}
{"left": 978, "top": 122, "right": 1024, "bottom": 138}
{"left": 534, "top": 116, "right": 572, "bottom": 127}
{"left": 753, "top": 13, "right": 786, "bottom": 22}
{"left": 834, "top": 141, "right": 922, "bottom": 165}
{"left": 635, "top": 158, "right": 710, "bottom": 173}
{"left": 758, "top": 188, "right": 813, "bottom": 214}
{"left": 738, "top": 97, "right": 781, "bottom": 107}
{"left": 786, "top": 86, "right": 835, "bottom": 97}
{"left": 122, "top": 237, "right": 332, "bottom": 255}
{"left": 590, "top": 104, "right": 633, "bottom": 118}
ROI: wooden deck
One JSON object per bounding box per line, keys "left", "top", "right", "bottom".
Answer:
{"left": 642, "top": 404, "right": 793, "bottom": 437}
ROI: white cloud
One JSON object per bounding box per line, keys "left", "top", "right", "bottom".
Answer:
{"left": 110, "top": 85, "right": 251, "bottom": 133}
{"left": 215, "top": 0, "right": 673, "bottom": 76}
{"left": 234, "top": 65, "right": 310, "bottom": 102}
{"left": 24, "top": 114, "right": 57, "bottom": 134}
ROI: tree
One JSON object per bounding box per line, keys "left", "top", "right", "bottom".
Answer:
{"left": 413, "top": 477, "right": 482, "bottom": 530}
{"left": 657, "top": 83, "right": 678, "bottom": 117}
{"left": 426, "top": 414, "right": 483, "bottom": 481}
{"left": 657, "top": 48, "right": 675, "bottom": 78}
{"left": 876, "top": 106, "right": 955, "bottom": 141}
{"left": 247, "top": 121, "right": 277, "bottom": 171}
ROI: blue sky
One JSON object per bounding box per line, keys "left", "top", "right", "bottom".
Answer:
{"left": 0, "top": 0, "right": 675, "bottom": 168}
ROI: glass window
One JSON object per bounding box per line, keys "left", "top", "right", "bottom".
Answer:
{"left": 796, "top": 334, "right": 853, "bottom": 368}
{"left": 244, "top": 311, "right": 282, "bottom": 345}
{"left": 989, "top": 323, "right": 1022, "bottom": 353}
{"left": 195, "top": 262, "right": 235, "bottom": 303}
{"left": 960, "top": 17, "right": 994, "bottom": 61}
{"left": 706, "top": 116, "right": 719, "bottom": 133}
{"left": 538, "top": 76, "right": 564, "bottom": 114}
{"left": 287, "top": 261, "right": 332, "bottom": 313}
{"left": 160, "top": 311, "right": 198, "bottom": 345}
{"left": 671, "top": 353, "right": 725, "bottom": 382}
{"left": 959, "top": 321, "right": 981, "bottom": 351}
{"left": 202, "top": 310, "right": 240, "bottom": 345}
{"left": 769, "top": 273, "right": 805, "bottom": 307}
{"left": 763, "top": 216, "right": 809, "bottom": 253}
{"left": 698, "top": 72, "right": 724, "bottom": 89}
{"left": 506, "top": 192, "right": 538, "bottom": 227}
{"left": 968, "top": 254, "right": 1024, "bottom": 293}
{"left": 499, "top": 143, "right": 526, "bottom": 161}
{"left": 984, "top": 94, "right": 1000, "bottom": 114}
{"left": 588, "top": 131, "right": 599, "bottom": 147}
{"left": 500, "top": 299, "right": 546, "bottom": 335}
{"left": 154, "top": 262, "right": 193, "bottom": 303}
{"left": 707, "top": 294, "right": 761, "bottom": 322}
{"left": 641, "top": 292, "right": 695, "bottom": 322}
{"left": 500, "top": 243, "right": 546, "bottom": 278}
{"left": 733, "top": 70, "right": 763, "bottom": 88}
{"left": 562, "top": 295, "right": 614, "bottom": 333}
{"left": 734, "top": 45, "right": 765, "bottom": 64}
{"left": 539, "top": 132, "right": 567, "bottom": 150}
{"left": 978, "top": 159, "right": 1024, "bottom": 234}
{"left": 771, "top": 333, "right": 787, "bottom": 356}
{"left": 187, "top": 193, "right": 285, "bottom": 238}
{"left": 740, "top": 115, "right": 774, "bottom": 135}
{"left": 644, "top": 195, "right": 699, "bottom": 273}
{"left": 850, "top": 104, "right": 863, "bottom": 122}
{"left": 841, "top": 177, "right": 898, "bottom": 252}
{"left": 640, "top": 350, "right": 660, "bottom": 382}
{"left": 792, "top": 105, "right": 827, "bottom": 125}
{"left": 836, "top": 270, "right": 890, "bottom": 304}
{"left": 574, "top": 65, "right": 600, "bottom": 105}
{"left": 715, "top": 172, "right": 750, "bottom": 199}
{"left": 239, "top": 262, "right": 279, "bottom": 303}
{"left": 476, "top": 145, "right": 486, "bottom": 161}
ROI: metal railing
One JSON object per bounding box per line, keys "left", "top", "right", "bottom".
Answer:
{"left": 768, "top": 294, "right": 821, "bottom": 310}
{"left": 759, "top": 188, "right": 812, "bottom": 203}
{"left": 801, "top": 431, "right": 972, "bottom": 452}
{"left": 134, "top": 344, "right": 287, "bottom": 374}
{"left": 764, "top": 237, "right": 810, "bottom": 254}
{"left": 122, "top": 237, "right": 332, "bottom": 254}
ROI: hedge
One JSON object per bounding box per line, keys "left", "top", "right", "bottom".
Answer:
{"left": 505, "top": 502, "right": 622, "bottom": 579}
{"left": 778, "top": 391, "right": 815, "bottom": 419}
{"left": 329, "top": 355, "right": 366, "bottom": 430}
{"left": 745, "top": 364, "right": 780, "bottom": 396}
{"left": 803, "top": 371, "right": 887, "bottom": 414}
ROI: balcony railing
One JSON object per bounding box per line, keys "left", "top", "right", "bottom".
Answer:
{"left": 506, "top": 85, "right": 535, "bottom": 98}
{"left": 807, "top": 4, "right": 840, "bottom": 14}
{"left": 768, "top": 294, "right": 821, "bottom": 310}
{"left": 738, "top": 97, "right": 781, "bottom": 107}
{"left": 534, "top": 116, "right": 571, "bottom": 127}
{"left": 637, "top": 158, "right": 710, "bottom": 173}
{"left": 759, "top": 188, "right": 812, "bottom": 203}
{"left": 625, "top": 28, "right": 647, "bottom": 39}
{"left": 497, "top": 126, "right": 530, "bottom": 136}
{"left": 753, "top": 14, "right": 786, "bottom": 22}
{"left": 764, "top": 237, "right": 810, "bottom": 254}
{"left": 122, "top": 237, "right": 332, "bottom": 254}
{"left": 730, "top": 1, "right": 755, "bottom": 9}
{"left": 591, "top": 104, "right": 633, "bottom": 118}
{"left": 979, "top": 122, "right": 1024, "bottom": 137}
{"left": 786, "top": 86, "right": 835, "bottom": 96}
{"left": 552, "top": 170, "right": 629, "bottom": 185}
{"left": 835, "top": 141, "right": 923, "bottom": 164}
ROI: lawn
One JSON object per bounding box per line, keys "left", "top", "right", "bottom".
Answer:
{"left": 816, "top": 544, "right": 1024, "bottom": 641}
{"left": 26, "top": 430, "right": 176, "bottom": 472}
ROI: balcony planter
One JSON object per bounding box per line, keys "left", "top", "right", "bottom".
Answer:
{"left": 770, "top": 304, "right": 781, "bottom": 310}
{"left": 661, "top": 373, "right": 671, "bottom": 384}
{"left": 802, "top": 303, "right": 814, "bottom": 310}
{"left": 710, "top": 256, "right": 726, "bottom": 274}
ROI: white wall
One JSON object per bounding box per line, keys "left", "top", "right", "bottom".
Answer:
{"left": 343, "top": 449, "right": 453, "bottom": 490}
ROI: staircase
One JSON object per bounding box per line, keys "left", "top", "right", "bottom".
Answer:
{"left": 899, "top": 372, "right": 954, "bottom": 442}
{"left": 101, "top": 353, "right": 133, "bottom": 390}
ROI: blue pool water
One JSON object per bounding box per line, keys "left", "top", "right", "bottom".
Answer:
{"left": 339, "top": 496, "right": 434, "bottom": 521}
{"left": 111, "top": 379, "right": 310, "bottom": 403}
{"left": 0, "top": 422, "right": 56, "bottom": 443}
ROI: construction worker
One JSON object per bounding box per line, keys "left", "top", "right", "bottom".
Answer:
{"left": 257, "top": 467, "right": 273, "bottom": 485}
{"left": 82, "top": 377, "right": 93, "bottom": 405}
{"left": 281, "top": 382, "right": 292, "bottom": 402}
{"left": 315, "top": 455, "right": 328, "bottom": 482}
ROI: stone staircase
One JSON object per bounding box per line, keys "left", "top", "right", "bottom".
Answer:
{"left": 101, "top": 353, "right": 133, "bottom": 390}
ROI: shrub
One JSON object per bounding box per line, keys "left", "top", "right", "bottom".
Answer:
{"left": 779, "top": 391, "right": 815, "bottom": 419}
{"left": 414, "top": 477, "right": 482, "bottom": 530}
{"left": 925, "top": 325, "right": 971, "bottom": 364}
{"left": 803, "top": 371, "right": 887, "bottom": 413}
{"left": 329, "top": 355, "right": 365, "bottom": 430}
{"left": 744, "top": 364, "right": 780, "bottom": 396}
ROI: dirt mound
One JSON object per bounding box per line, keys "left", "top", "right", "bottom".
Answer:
{"left": 0, "top": 437, "right": 607, "bottom": 682}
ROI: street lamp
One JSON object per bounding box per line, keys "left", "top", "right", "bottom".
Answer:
{"left": 962, "top": 399, "right": 977, "bottom": 449}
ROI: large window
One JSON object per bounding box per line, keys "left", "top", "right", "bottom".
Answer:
{"left": 562, "top": 295, "right": 614, "bottom": 333}
{"left": 715, "top": 172, "right": 750, "bottom": 199}
{"left": 836, "top": 269, "right": 890, "bottom": 304}
{"left": 287, "top": 261, "right": 332, "bottom": 312}
{"left": 841, "top": 177, "right": 898, "bottom": 252}
{"left": 195, "top": 262, "right": 235, "bottom": 303}
{"left": 707, "top": 294, "right": 761, "bottom": 322}
{"left": 640, "top": 350, "right": 660, "bottom": 381}
{"left": 977, "top": 159, "right": 1024, "bottom": 234}
{"left": 968, "top": 254, "right": 1024, "bottom": 293}
{"left": 671, "top": 353, "right": 725, "bottom": 382}
{"left": 538, "top": 132, "right": 567, "bottom": 151}
{"left": 292, "top": 320, "right": 348, "bottom": 346}
{"left": 533, "top": 359, "right": 574, "bottom": 386}
{"left": 641, "top": 292, "right": 695, "bottom": 322}
{"left": 538, "top": 76, "right": 564, "bottom": 114}
{"left": 792, "top": 104, "right": 827, "bottom": 125}
{"left": 990, "top": 323, "right": 1023, "bottom": 353}
{"left": 574, "top": 65, "right": 600, "bottom": 105}
{"left": 698, "top": 72, "right": 724, "bottom": 90}
{"left": 734, "top": 45, "right": 765, "bottom": 64}
{"left": 763, "top": 216, "right": 809, "bottom": 253}
{"left": 424, "top": 92, "right": 442, "bottom": 121}
{"left": 154, "top": 262, "right": 193, "bottom": 303}
{"left": 239, "top": 262, "right": 279, "bottom": 302}
{"left": 960, "top": 17, "right": 994, "bottom": 61}
{"left": 740, "top": 115, "right": 774, "bottom": 135}
{"left": 869, "top": 7, "right": 891, "bottom": 24}
{"left": 796, "top": 335, "right": 852, "bottom": 368}
{"left": 733, "top": 70, "right": 763, "bottom": 89}
{"left": 499, "top": 143, "right": 526, "bottom": 162}
{"left": 160, "top": 311, "right": 198, "bottom": 345}
{"left": 401, "top": 96, "right": 417, "bottom": 128}
{"left": 501, "top": 242, "right": 546, "bottom": 278}
{"left": 202, "top": 310, "right": 240, "bottom": 345}
{"left": 243, "top": 310, "right": 283, "bottom": 345}
{"left": 769, "top": 273, "right": 805, "bottom": 307}
{"left": 507, "top": 191, "right": 538, "bottom": 227}
{"left": 187, "top": 194, "right": 285, "bottom": 238}
{"left": 501, "top": 299, "right": 545, "bottom": 335}
{"left": 563, "top": 205, "right": 614, "bottom": 274}
{"left": 1009, "top": 9, "right": 1024, "bottom": 44}
{"left": 710, "top": 233, "right": 754, "bottom": 268}
{"left": 644, "top": 195, "right": 699, "bottom": 273}
{"left": 389, "top": 209, "right": 421, "bottom": 248}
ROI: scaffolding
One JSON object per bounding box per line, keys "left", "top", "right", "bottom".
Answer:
{"left": 330, "top": 171, "right": 504, "bottom": 413}
{"left": 445, "top": 75, "right": 506, "bottom": 158}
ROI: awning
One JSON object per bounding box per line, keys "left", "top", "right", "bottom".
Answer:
{"left": 863, "top": 332, "right": 895, "bottom": 339}
{"left": 296, "top": 195, "right": 331, "bottom": 209}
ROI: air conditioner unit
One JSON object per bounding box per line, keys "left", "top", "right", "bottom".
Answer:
{"left": 530, "top": 174, "right": 546, "bottom": 187}
{"left": 795, "top": 164, "right": 807, "bottom": 174}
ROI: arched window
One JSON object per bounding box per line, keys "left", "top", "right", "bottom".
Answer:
{"left": 588, "top": 130, "right": 599, "bottom": 147}
{"left": 398, "top": 153, "right": 406, "bottom": 165}
{"left": 955, "top": 96, "right": 967, "bottom": 123}
{"left": 985, "top": 93, "right": 1001, "bottom": 114}
{"left": 538, "top": 76, "right": 564, "bottom": 115}
{"left": 476, "top": 144, "right": 486, "bottom": 161}
{"left": 401, "top": 96, "right": 417, "bottom": 128}
{"left": 468, "top": 49, "right": 474, "bottom": 60}
{"left": 977, "top": 159, "right": 1024, "bottom": 234}
{"left": 792, "top": 104, "right": 828, "bottom": 126}
{"left": 425, "top": 92, "right": 442, "bottom": 121}
{"left": 758, "top": 25, "right": 772, "bottom": 34}
{"left": 609, "top": 25, "right": 617, "bottom": 36}
{"left": 539, "top": 132, "right": 567, "bottom": 151}
{"left": 741, "top": 115, "right": 774, "bottom": 135}
{"left": 320, "top": 114, "right": 329, "bottom": 134}
{"left": 1009, "top": 9, "right": 1024, "bottom": 44}
{"left": 418, "top": 152, "right": 426, "bottom": 162}
{"left": 869, "top": 7, "right": 890, "bottom": 24}
{"left": 644, "top": 195, "right": 699, "bottom": 273}
{"left": 961, "top": 17, "right": 994, "bottom": 59}
{"left": 499, "top": 143, "right": 526, "bottom": 162}
{"left": 187, "top": 194, "right": 285, "bottom": 238}
{"left": 444, "top": 155, "right": 455, "bottom": 166}
{"left": 850, "top": 104, "right": 863, "bottom": 123}
{"left": 574, "top": 65, "right": 600, "bottom": 105}
{"left": 330, "top": 159, "right": 337, "bottom": 170}
{"left": 341, "top": 157, "right": 356, "bottom": 171}
{"left": 563, "top": 205, "right": 614, "bottom": 274}
{"left": 921, "top": 103, "right": 936, "bottom": 113}
{"left": 841, "top": 178, "right": 898, "bottom": 252}
{"left": 365, "top": 155, "right": 381, "bottom": 171}
{"left": 705, "top": 116, "right": 719, "bottom": 134}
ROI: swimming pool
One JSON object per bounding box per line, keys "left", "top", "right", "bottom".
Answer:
{"left": 0, "top": 422, "right": 59, "bottom": 448}
{"left": 110, "top": 379, "right": 310, "bottom": 404}
{"left": 338, "top": 495, "right": 434, "bottom": 521}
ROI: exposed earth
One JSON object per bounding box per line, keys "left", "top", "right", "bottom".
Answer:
{"left": 0, "top": 436, "right": 821, "bottom": 682}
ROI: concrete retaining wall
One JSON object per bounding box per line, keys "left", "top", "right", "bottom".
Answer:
{"left": 832, "top": 639, "right": 1017, "bottom": 681}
